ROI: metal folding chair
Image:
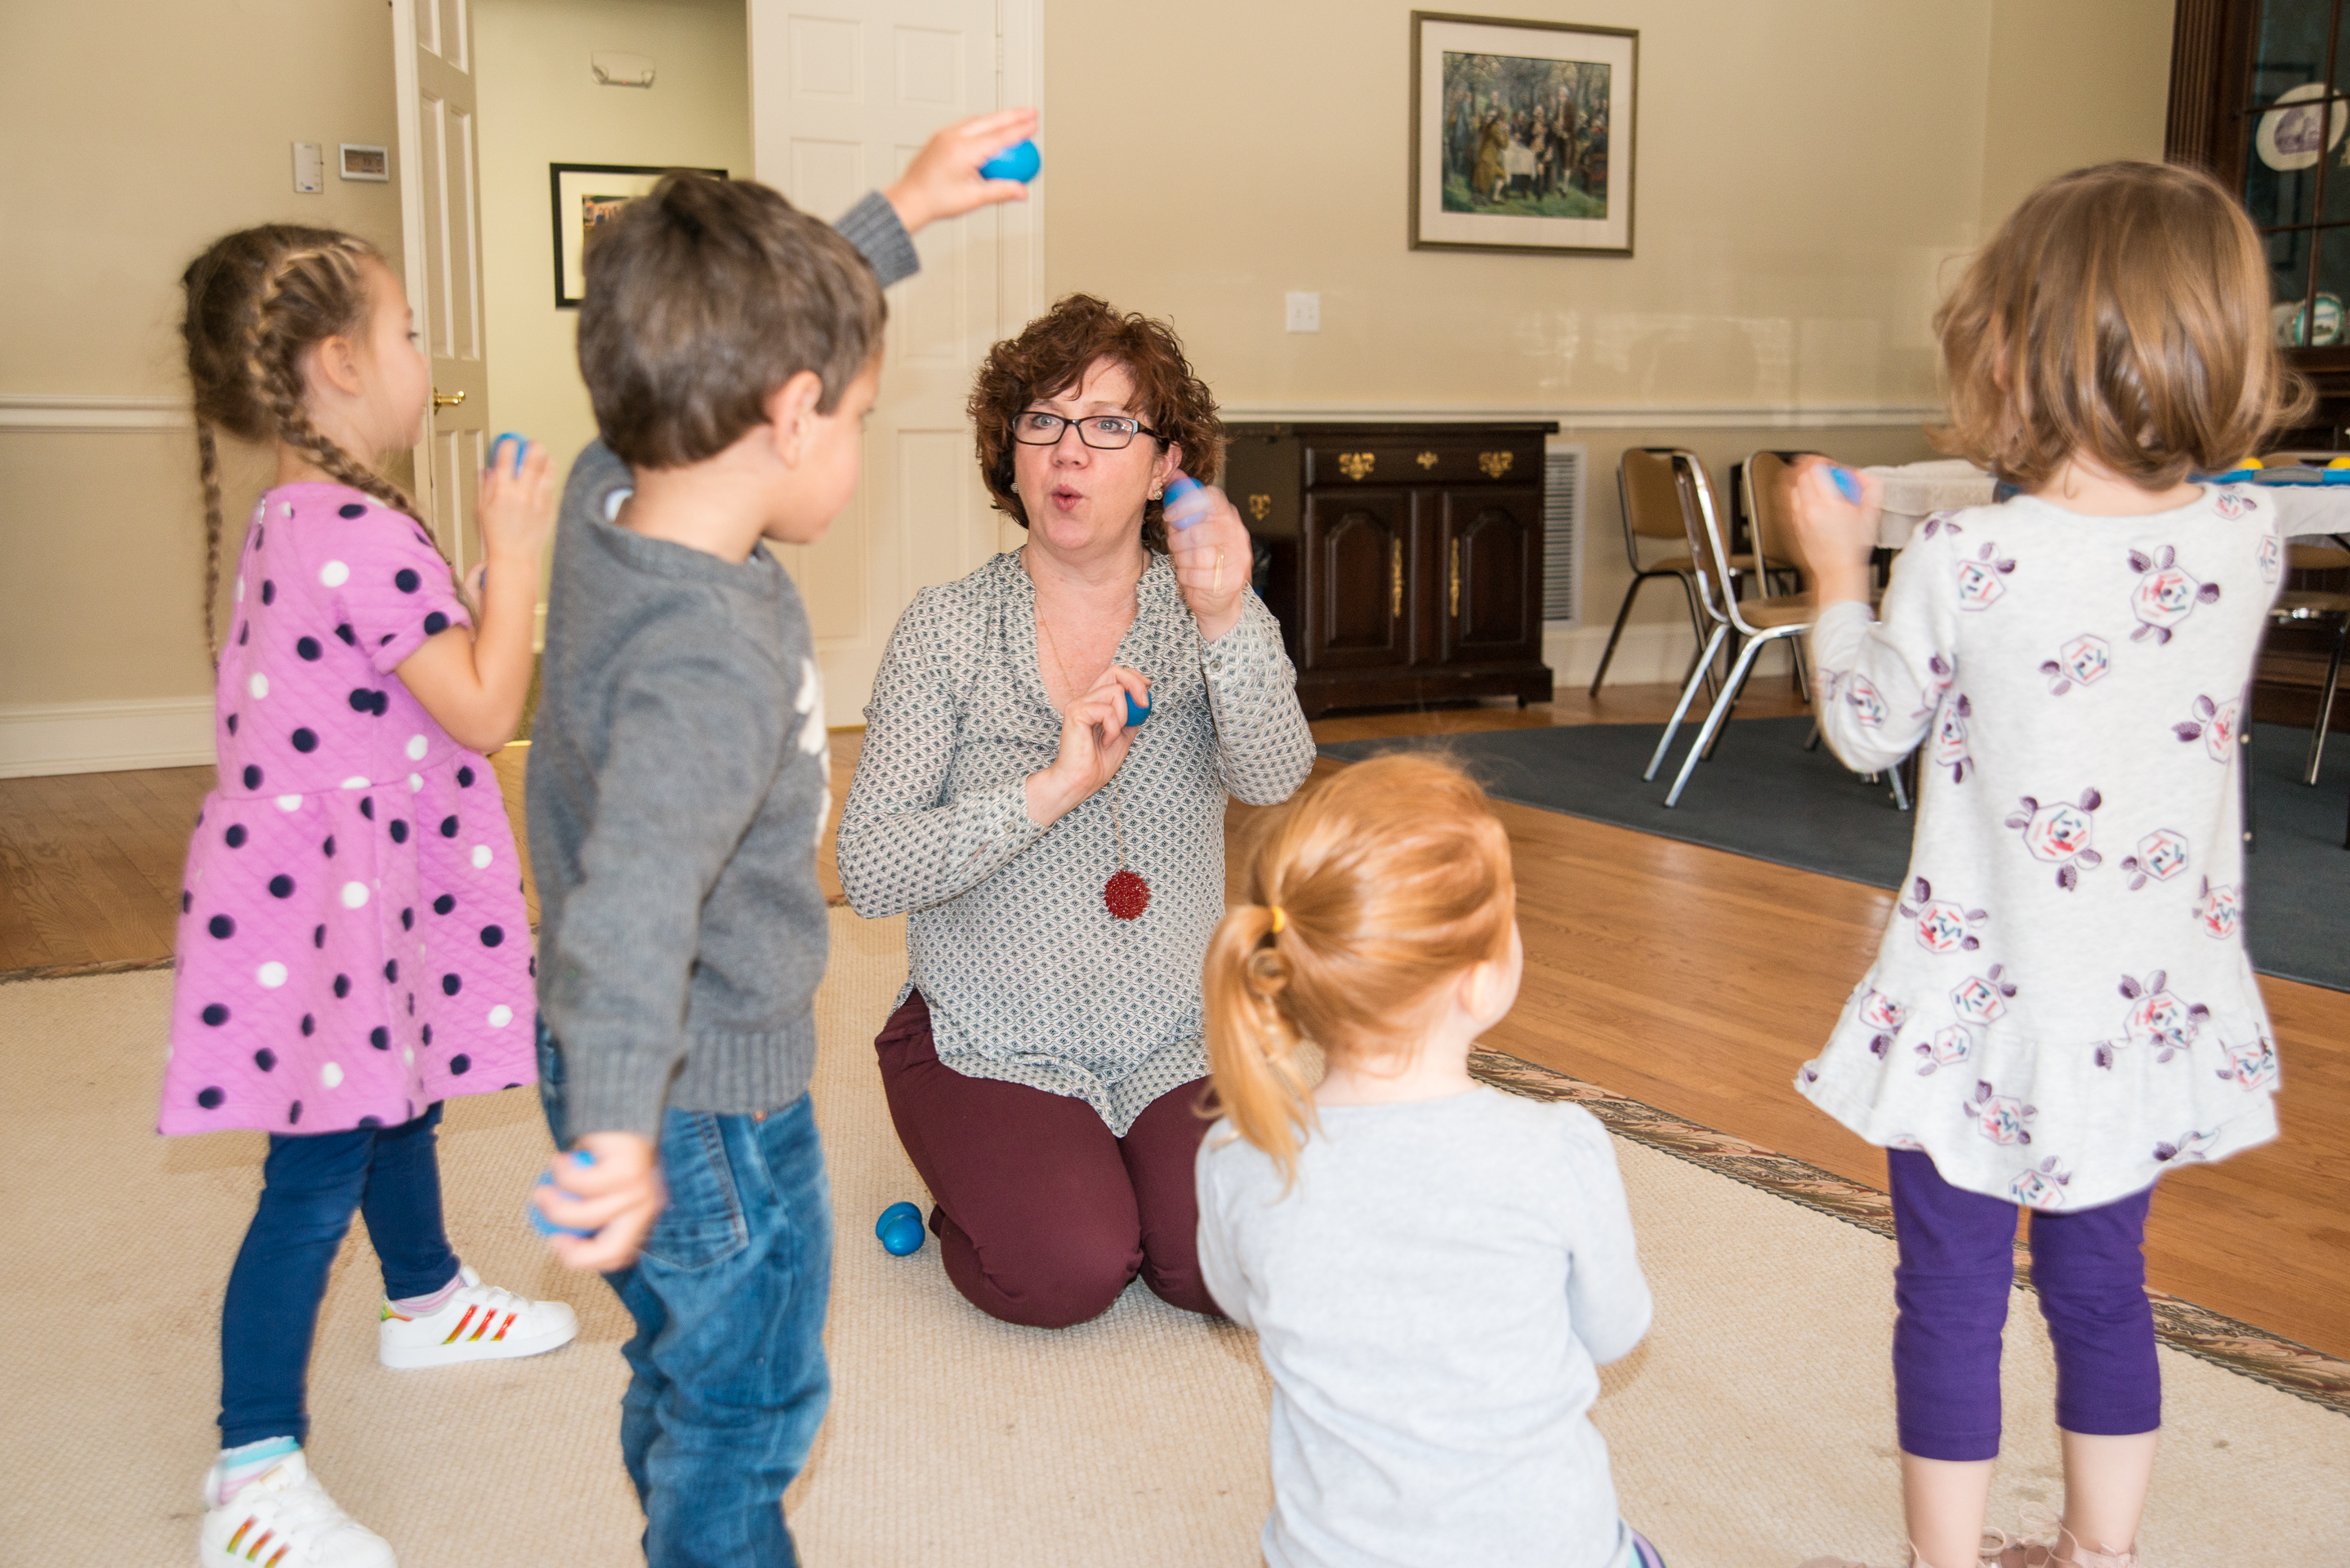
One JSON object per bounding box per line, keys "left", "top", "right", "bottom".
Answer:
{"left": 1643, "top": 451, "right": 1820, "bottom": 808}
{"left": 1589, "top": 448, "right": 1755, "bottom": 699}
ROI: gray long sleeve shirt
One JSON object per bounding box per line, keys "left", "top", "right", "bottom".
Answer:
{"left": 526, "top": 192, "right": 915, "bottom": 1139}
{"left": 1197, "top": 1089, "right": 1654, "bottom": 1568}
{"left": 835, "top": 551, "right": 1316, "bottom": 1133}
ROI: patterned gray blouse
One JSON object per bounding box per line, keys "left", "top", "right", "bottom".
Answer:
{"left": 836, "top": 549, "right": 1316, "bottom": 1133}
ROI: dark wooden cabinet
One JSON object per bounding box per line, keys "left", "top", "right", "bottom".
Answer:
{"left": 1226, "top": 421, "right": 1555, "bottom": 718}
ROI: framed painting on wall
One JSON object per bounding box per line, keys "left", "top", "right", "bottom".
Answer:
{"left": 550, "top": 163, "right": 728, "bottom": 308}
{"left": 1409, "top": 12, "right": 1637, "bottom": 256}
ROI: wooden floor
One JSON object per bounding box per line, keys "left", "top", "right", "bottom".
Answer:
{"left": 4, "top": 678, "right": 2345, "bottom": 1359}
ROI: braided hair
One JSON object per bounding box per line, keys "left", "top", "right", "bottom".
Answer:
{"left": 180, "top": 225, "right": 429, "bottom": 661}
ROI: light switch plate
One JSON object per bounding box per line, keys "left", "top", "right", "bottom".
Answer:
{"left": 1285, "top": 292, "right": 1321, "bottom": 333}
{"left": 292, "top": 142, "right": 324, "bottom": 194}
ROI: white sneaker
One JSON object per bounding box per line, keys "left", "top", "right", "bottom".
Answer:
{"left": 198, "top": 1452, "right": 396, "bottom": 1568}
{"left": 377, "top": 1265, "right": 578, "bottom": 1370}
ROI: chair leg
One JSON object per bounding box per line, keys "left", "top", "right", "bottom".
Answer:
{"left": 1790, "top": 636, "right": 1813, "bottom": 703}
{"left": 2305, "top": 614, "right": 2346, "bottom": 786}
{"left": 1888, "top": 757, "right": 1911, "bottom": 813}
{"left": 1677, "top": 572, "right": 1719, "bottom": 706}
{"left": 1700, "top": 632, "right": 1771, "bottom": 760}
{"left": 1804, "top": 717, "right": 1823, "bottom": 751}
{"left": 1666, "top": 635, "right": 1769, "bottom": 807}
{"left": 1589, "top": 571, "right": 1662, "bottom": 697}
{"left": 1645, "top": 624, "right": 1730, "bottom": 782}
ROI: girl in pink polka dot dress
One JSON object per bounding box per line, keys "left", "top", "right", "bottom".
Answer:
{"left": 172, "top": 225, "right": 574, "bottom": 1568}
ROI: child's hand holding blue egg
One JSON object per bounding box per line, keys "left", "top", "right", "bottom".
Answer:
{"left": 1785, "top": 456, "right": 1881, "bottom": 608}
{"left": 529, "top": 1148, "right": 600, "bottom": 1239}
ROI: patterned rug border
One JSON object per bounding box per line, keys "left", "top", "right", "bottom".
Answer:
{"left": 1467, "top": 1050, "right": 2350, "bottom": 1420}
{"left": 0, "top": 954, "right": 177, "bottom": 987}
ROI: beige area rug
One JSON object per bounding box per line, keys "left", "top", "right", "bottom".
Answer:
{"left": 1, "top": 911, "right": 2343, "bottom": 1566}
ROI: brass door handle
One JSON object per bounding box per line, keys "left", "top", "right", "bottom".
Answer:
{"left": 432, "top": 390, "right": 466, "bottom": 410}
{"left": 1390, "top": 538, "right": 1402, "bottom": 617}
{"left": 1449, "top": 538, "right": 1461, "bottom": 617}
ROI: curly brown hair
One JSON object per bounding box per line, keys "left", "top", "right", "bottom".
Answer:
{"left": 1934, "top": 160, "right": 2310, "bottom": 490}
{"left": 968, "top": 294, "right": 1224, "bottom": 552}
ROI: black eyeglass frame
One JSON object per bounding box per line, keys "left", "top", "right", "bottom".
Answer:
{"left": 1009, "top": 411, "right": 1170, "bottom": 450}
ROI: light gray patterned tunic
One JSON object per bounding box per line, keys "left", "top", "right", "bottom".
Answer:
{"left": 1799, "top": 485, "right": 2285, "bottom": 1211}
{"left": 836, "top": 549, "right": 1316, "bottom": 1134}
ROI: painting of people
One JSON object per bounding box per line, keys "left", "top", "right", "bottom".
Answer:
{"left": 1439, "top": 52, "right": 1610, "bottom": 220}
{"left": 1411, "top": 15, "right": 1636, "bottom": 256}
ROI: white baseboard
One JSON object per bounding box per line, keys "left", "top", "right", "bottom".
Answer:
{"left": 0, "top": 697, "right": 216, "bottom": 778}
{"left": 1541, "top": 620, "right": 1806, "bottom": 692}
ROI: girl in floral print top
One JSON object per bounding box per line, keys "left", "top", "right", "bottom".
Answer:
{"left": 1784, "top": 164, "right": 2308, "bottom": 1568}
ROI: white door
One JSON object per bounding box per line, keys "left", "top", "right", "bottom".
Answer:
{"left": 392, "top": 0, "right": 491, "bottom": 577}
{"left": 747, "top": 0, "right": 1043, "bottom": 723}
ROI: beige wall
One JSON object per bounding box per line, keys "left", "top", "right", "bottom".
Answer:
{"left": 475, "top": 0, "right": 752, "bottom": 487}
{"left": 0, "top": 0, "right": 401, "bottom": 714}
{"left": 1041, "top": 0, "right": 2170, "bottom": 663}
{"left": 1981, "top": 0, "right": 2176, "bottom": 233}
{"left": 1, "top": 0, "right": 2178, "bottom": 752}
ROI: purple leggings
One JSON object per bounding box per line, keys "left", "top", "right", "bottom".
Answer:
{"left": 1888, "top": 1150, "right": 2160, "bottom": 1462}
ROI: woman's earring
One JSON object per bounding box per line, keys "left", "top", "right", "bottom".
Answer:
{"left": 1148, "top": 485, "right": 1163, "bottom": 501}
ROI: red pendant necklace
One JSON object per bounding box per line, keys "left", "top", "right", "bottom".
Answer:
{"left": 1039, "top": 590, "right": 1149, "bottom": 921}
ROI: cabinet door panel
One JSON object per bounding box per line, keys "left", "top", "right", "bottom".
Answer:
{"left": 1440, "top": 488, "right": 1542, "bottom": 662}
{"left": 1304, "top": 492, "right": 1408, "bottom": 670}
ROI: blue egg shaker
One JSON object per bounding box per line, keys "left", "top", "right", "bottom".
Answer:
{"left": 1827, "top": 466, "right": 1864, "bottom": 504}
{"left": 528, "top": 1148, "right": 599, "bottom": 1239}
{"left": 876, "top": 1200, "right": 927, "bottom": 1256}
{"left": 490, "top": 432, "right": 529, "bottom": 476}
{"left": 979, "top": 140, "right": 1041, "bottom": 182}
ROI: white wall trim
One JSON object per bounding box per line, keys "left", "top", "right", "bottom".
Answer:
{"left": 1220, "top": 400, "right": 1941, "bottom": 432}
{"left": 0, "top": 697, "right": 216, "bottom": 779}
{"left": 0, "top": 395, "right": 193, "bottom": 434}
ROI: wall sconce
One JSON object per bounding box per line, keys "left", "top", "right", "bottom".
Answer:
{"left": 591, "top": 51, "right": 655, "bottom": 88}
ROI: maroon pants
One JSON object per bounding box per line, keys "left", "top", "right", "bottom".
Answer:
{"left": 873, "top": 989, "right": 1218, "bottom": 1329}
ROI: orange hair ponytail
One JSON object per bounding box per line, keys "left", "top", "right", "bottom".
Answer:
{"left": 1203, "top": 754, "right": 1514, "bottom": 1187}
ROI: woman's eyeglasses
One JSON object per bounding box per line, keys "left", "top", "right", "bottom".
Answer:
{"left": 1011, "top": 411, "right": 1166, "bottom": 450}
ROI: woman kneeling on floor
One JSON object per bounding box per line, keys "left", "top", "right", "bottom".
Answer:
{"left": 836, "top": 294, "right": 1315, "bottom": 1327}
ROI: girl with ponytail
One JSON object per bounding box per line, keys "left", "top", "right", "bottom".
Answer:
{"left": 1196, "top": 753, "right": 1666, "bottom": 1568}
{"left": 172, "top": 226, "right": 571, "bottom": 1568}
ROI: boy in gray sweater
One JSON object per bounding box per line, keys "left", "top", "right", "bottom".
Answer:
{"left": 525, "top": 112, "right": 1035, "bottom": 1567}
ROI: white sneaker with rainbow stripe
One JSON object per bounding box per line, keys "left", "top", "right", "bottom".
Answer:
{"left": 198, "top": 1452, "right": 395, "bottom": 1568}
{"left": 376, "top": 1265, "right": 577, "bottom": 1370}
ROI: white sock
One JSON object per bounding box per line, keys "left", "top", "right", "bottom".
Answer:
{"left": 215, "top": 1435, "right": 300, "bottom": 1503}
{"left": 386, "top": 1267, "right": 466, "bottom": 1319}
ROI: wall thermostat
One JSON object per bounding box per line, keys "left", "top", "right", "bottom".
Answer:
{"left": 340, "top": 145, "right": 390, "bottom": 183}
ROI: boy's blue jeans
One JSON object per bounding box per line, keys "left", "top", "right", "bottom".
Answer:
{"left": 538, "top": 1018, "right": 833, "bottom": 1567}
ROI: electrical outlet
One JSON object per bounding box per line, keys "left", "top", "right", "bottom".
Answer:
{"left": 1285, "top": 292, "right": 1321, "bottom": 333}
{"left": 292, "top": 143, "right": 324, "bottom": 194}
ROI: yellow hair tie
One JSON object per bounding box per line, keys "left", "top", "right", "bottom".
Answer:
{"left": 1269, "top": 906, "right": 1286, "bottom": 933}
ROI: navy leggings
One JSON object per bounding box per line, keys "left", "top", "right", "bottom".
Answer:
{"left": 1888, "top": 1150, "right": 2160, "bottom": 1462}
{"left": 218, "top": 1104, "right": 462, "bottom": 1448}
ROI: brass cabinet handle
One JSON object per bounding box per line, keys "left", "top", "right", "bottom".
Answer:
{"left": 1340, "top": 452, "right": 1376, "bottom": 481}
{"left": 432, "top": 390, "right": 467, "bottom": 410}
{"left": 1477, "top": 450, "right": 1513, "bottom": 479}
{"left": 1449, "top": 538, "right": 1461, "bottom": 617}
{"left": 1416, "top": 451, "right": 1438, "bottom": 470}
{"left": 1391, "top": 538, "right": 1402, "bottom": 617}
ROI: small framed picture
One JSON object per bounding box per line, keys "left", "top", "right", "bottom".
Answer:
{"left": 339, "top": 145, "right": 390, "bottom": 183}
{"left": 1409, "top": 12, "right": 1637, "bottom": 257}
{"left": 550, "top": 163, "right": 728, "bottom": 308}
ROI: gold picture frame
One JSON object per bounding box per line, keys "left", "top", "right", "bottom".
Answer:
{"left": 1409, "top": 12, "right": 1637, "bottom": 257}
